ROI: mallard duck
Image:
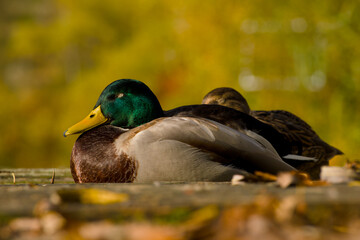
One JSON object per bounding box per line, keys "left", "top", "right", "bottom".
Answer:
{"left": 202, "top": 87, "right": 343, "bottom": 179}
{"left": 64, "top": 79, "right": 295, "bottom": 183}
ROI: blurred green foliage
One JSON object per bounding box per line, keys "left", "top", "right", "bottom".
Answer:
{"left": 0, "top": 0, "right": 359, "bottom": 167}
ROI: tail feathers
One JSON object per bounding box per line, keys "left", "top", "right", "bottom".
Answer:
{"left": 334, "top": 148, "right": 344, "bottom": 155}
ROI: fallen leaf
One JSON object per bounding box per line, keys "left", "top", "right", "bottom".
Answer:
{"left": 275, "top": 195, "right": 306, "bottom": 222}
{"left": 231, "top": 174, "right": 245, "bottom": 185}
{"left": 277, "top": 171, "right": 327, "bottom": 188}
{"left": 56, "top": 188, "right": 129, "bottom": 205}
{"left": 320, "top": 166, "right": 357, "bottom": 184}
{"left": 254, "top": 171, "right": 277, "bottom": 182}
{"left": 40, "top": 212, "right": 66, "bottom": 234}
{"left": 9, "top": 217, "right": 41, "bottom": 233}
{"left": 184, "top": 205, "right": 219, "bottom": 228}
{"left": 231, "top": 172, "right": 278, "bottom": 184}
{"left": 348, "top": 181, "right": 360, "bottom": 187}
{"left": 78, "top": 221, "right": 121, "bottom": 240}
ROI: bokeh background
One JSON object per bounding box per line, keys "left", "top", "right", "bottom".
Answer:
{"left": 1, "top": 0, "right": 359, "bottom": 168}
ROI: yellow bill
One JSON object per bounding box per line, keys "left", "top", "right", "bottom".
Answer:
{"left": 63, "top": 105, "right": 108, "bottom": 137}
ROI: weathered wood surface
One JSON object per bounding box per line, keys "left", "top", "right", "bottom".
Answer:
{"left": 1, "top": 168, "right": 360, "bottom": 218}
{"left": 0, "top": 168, "right": 74, "bottom": 185}
{"left": 1, "top": 168, "right": 360, "bottom": 239}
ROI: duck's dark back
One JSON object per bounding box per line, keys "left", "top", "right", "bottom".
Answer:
{"left": 252, "top": 110, "right": 343, "bottom": 159}
{"left": 164, "top": 104, "right": 293, "bottom": 157}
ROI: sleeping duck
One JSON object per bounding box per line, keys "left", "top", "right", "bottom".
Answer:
{"left": 64, "top": 79, "right": 295, "bottom": 183}
{"left": 202, "top": 87, "right": 343, "bottom": 178}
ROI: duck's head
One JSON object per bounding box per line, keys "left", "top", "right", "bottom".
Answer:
{"left": 202, "top": 87, "right": 251, "bottom": 114}
{"left": 64, "top": 79, "right": 163, "bottom": 136}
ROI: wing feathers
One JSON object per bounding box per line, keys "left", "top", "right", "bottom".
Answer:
{"left": 126, "top": 117, "right": 295, "bottom": 175}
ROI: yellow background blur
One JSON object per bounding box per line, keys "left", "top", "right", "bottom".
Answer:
{"left": 1, "top": 0, "right": 359, "bottom": 168}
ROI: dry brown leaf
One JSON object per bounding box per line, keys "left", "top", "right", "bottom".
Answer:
{"left": 78, "top": 221, "right": 122, "bottom": 240}
{"left": 9, "top": 217, "right": 41, "bottom": 233}
{"left": 231, "top": 171, "right": 278, "bottom": 184}
{"left": 346, "top": 161, "right": 360, "bottom": 170}
{"left": 40, "top": 212, "right": 66, "bottom": 234}
{"left": 275, "top": 195, "right": 307, "bottom": 222}
{"left": 126, "top": 223, "right": 184, "bottom": 240}
{"left": 254, "top": 171, "right": 277, "bottom": 182}
{"left": 277, "top": 171, "right": 327, "bottom": 188}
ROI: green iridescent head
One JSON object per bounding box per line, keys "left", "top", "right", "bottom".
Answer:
{"left": 64, "top": 79, "right": 164, "bottom": 136}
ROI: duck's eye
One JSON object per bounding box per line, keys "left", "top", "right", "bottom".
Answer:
{"left": 107, "top": 93, "right": 125, "bottom": 101}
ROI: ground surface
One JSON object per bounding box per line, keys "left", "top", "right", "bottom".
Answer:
{"left": 1, "top": 168, "right": 360, "bottom": 239}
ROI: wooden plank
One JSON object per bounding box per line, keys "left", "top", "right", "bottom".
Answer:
{"left": 0, "top": 168, "right": 73, "bottom": 185}
{"left": 1, "top": 169, "right": 360, "bottom": 239}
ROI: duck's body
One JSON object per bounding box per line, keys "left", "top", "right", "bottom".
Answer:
{"left": 65, "top": 79, "right": 295, "bottom": 183}
{"left": 71, "top": 117, "right": 294, "bottom": 183}
{"left": 202, "top": 87, "right": 343, "bottom": 178}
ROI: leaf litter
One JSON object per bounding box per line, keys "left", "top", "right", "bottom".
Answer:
{"left": 2, "top": 164, "right": 360, "bottom": 239}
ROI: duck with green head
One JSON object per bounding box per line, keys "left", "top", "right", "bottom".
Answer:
{"left": 202, "top": 87, "right": 343, "bottom": 179}
{"left": 64, "top": 79, "right": 296, "bottom": 183}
